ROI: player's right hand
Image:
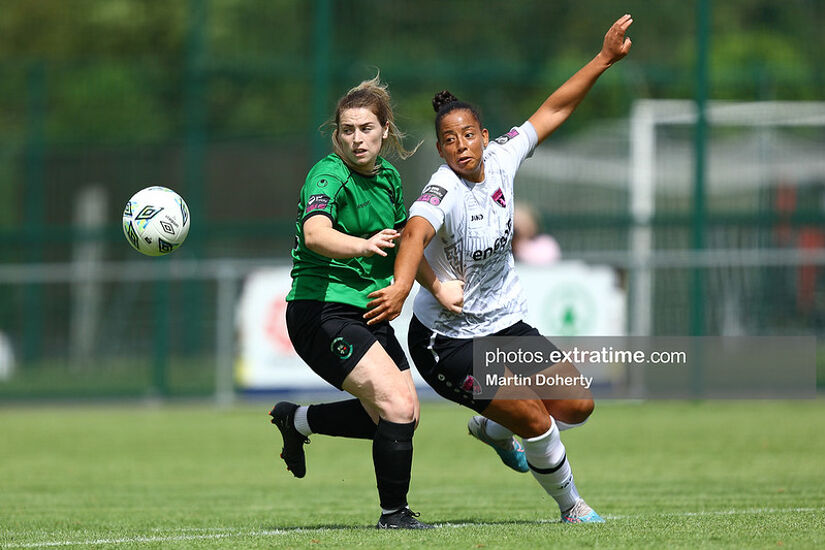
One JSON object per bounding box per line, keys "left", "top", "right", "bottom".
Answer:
{"left": 362, "top": 228, "right": 399, "bottom": 257}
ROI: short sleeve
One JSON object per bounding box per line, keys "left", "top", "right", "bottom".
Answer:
{"left": 300, "top": 173, "right": 344, "bottom": 222}
{"left": 408, "top": 168, "right": 458, "bottom": 233}
{"left": 489, "top": 121, "right": 539, "bottom": 176}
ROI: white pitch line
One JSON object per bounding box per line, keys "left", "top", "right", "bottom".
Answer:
{"left": 2, "top": 530, "right": 290, "bottom": 549}
{"left": 4, "top": 507, "right": 824, "bottom": 548}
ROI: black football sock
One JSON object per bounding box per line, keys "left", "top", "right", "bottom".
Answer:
{"left": 306, "top": 399, "right": 377, "bottom": 440}
{"left": 372, "top": 418, "right": 415, "bottom": 512}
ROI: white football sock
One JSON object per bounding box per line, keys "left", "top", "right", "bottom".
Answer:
{"left": 556, "top": 417, "right": 588, "bottom": 431}
{"left": 293, "top": 406, "right": 312, "bottom": 437}
{"left": 483, "top": 418, "right": 514, "bottom": 440}
{"left": 522, "top": 417, "right": 581, "bottom": 513}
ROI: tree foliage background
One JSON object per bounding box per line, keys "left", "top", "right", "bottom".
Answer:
{"left": 0, "top": 0, "right": 822, "bottom": 257}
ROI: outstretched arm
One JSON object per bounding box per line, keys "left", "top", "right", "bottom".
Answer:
{"left": 304, "top": 215, "right": 398, "bottom": 259}
{"left": 528, "top": 14, "right": 633, "bottom": 144}
{"left": 364, "top": 216, "right": 463, "bottom": 324}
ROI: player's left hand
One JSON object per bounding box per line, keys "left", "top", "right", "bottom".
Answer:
{"left": 600, "top": 14, "right": 633, "bottom": 65}
{"left": 364, "top": 282, "right": 410, "bottom": 325}
{"left": 433, "top": 279, "right": 464, "bottom": 314}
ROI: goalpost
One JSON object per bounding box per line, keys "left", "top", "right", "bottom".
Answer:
{"left": 629, "top": 99, "right": 825, "bottom": 337}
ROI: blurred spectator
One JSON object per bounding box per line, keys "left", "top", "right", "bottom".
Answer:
{"left": 513, "top": 202, "right": 561, "bottom": 265}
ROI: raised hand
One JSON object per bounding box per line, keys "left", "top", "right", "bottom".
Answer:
{"left": 600, "top": 14, "right": 633, "bottom": 65}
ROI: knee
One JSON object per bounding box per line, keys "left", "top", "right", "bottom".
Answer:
{"left": 524, "top": 415, "right": 552, "bottom": 437}
{"left": 519, "top": 403, "right": 553, "bottom": 438}
{"left": 566, "top": 398, "right": 594, "bottom": 424}
{"left": 376, "top": 391, "right": 416, "bottom": 424}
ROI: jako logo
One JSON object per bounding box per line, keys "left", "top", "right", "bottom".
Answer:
{"left": 470, "top": 219, "right": 512, "bottom": 261}
{"left": 471, "top": 213, "right": 484, "bottom": 222}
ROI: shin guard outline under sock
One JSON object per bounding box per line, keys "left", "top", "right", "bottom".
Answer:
{"left": 306, "top": 399, "right": 377, "bottom": 439}
{"left": 372, "top": 418, "right": 415, "bottom": 511}
{"left": 522, "top": 417, "right": 581, "bottom": 512}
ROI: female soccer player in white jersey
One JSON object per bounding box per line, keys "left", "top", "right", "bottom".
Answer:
{"left": 365, "top": 14, "right": 633, "bottom": 523}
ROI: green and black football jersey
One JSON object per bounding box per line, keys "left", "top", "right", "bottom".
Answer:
{"left": 286, "top": 154, "right": 407, "bottom": 309}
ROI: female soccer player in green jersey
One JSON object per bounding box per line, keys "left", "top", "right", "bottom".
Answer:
{"left": 269, "top": 75, "right": 462, "bottom": 529}
{"left": 366, "top": 15, "right": 633, "bottom": 524}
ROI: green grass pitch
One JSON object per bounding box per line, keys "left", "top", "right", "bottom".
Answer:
{"left": 1, "top": 400, "right": 823, "bottom": 549}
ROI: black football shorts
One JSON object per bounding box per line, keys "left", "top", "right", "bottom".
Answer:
{"left": 407, "top": 315, "right": 560, "bottom": 413}
{"left": 286, "top": 300, "right": 410, "bottom": 390}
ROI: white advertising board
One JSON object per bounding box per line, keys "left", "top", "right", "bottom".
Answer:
{"left": 236, "top": 262, "right": 625, "bottom": 391}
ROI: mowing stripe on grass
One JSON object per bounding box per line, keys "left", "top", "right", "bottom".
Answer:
{"left": 602, "top": 506, "right": 825, "bottom": 521}
{"left": 4, "top": 507, "right": 824, "bottom": 548}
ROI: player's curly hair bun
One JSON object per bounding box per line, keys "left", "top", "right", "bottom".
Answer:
{"left": 432, "top": 90, "right": 459, "bottom": 113}
{"left": 432, "top": 90, "right": 482, "bottom": 136}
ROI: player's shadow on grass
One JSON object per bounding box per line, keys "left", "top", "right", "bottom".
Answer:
{"left": 264, "top": 518, "right": 560, "bottom": 531}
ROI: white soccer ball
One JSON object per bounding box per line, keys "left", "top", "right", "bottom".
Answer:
{"left": 122, "top": 186, "right": 190, "bottom": 256}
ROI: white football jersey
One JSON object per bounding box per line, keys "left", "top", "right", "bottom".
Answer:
{"left": 410, "top": 121, "right": 538, "bottom": 338}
